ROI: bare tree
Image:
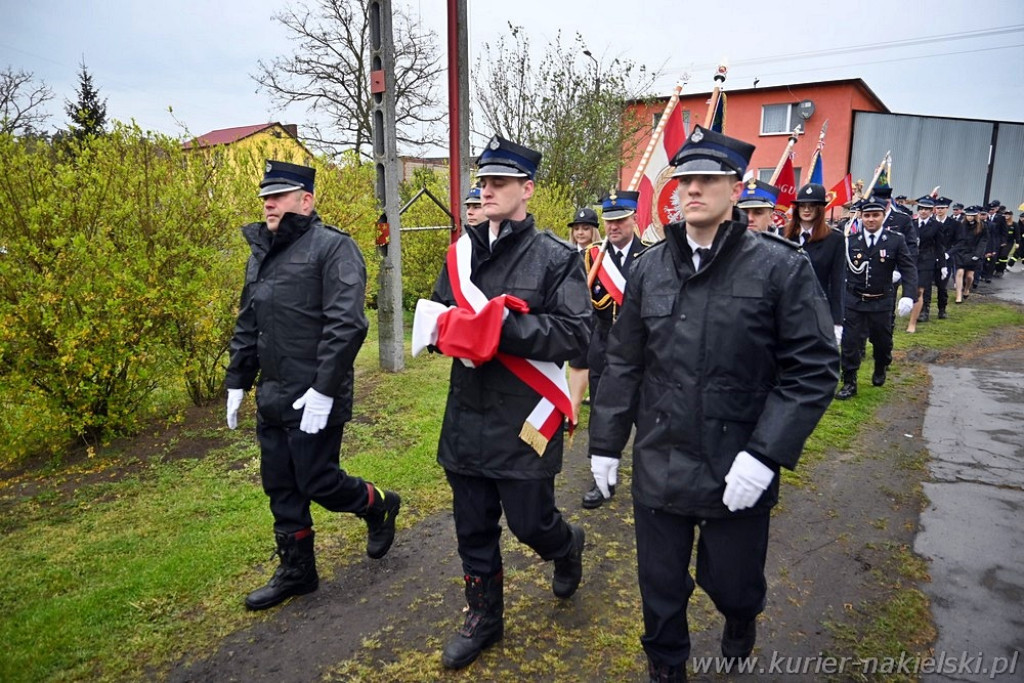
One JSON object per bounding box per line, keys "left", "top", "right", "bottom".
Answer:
{"left": 253, "top": 0, "right": 444, "bottom": 158}
{"left": 1, "top": 67, "right": 54, "bottom": 136}
{"left": 474, "top": 26, "right": 659, "bottom": 206}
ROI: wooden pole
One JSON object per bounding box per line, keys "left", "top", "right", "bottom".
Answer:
{"left": 702, "top": 63, "right": 729, "bottom": 129}
{"left": 769, "top": 126, "right": 802, "bottom": 185}
{"left": 588, "top": 74, "right": 689, "bottom": 288}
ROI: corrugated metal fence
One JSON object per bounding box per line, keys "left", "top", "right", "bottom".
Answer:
{"left": 851, "top": 111, "right": 1023, "bottom": 211}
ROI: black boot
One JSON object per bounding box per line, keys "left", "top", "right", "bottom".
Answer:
{"left": 937, "top": 308, "right": 947, "bottom": 319}
{"left": 245, "top": 530, "right": 319, "bottom": 610}
{"left": 871, "top": 363, "right": 887, "bottom": 387}
{"left": 835, "top": 373, "right": 858, "bottom": 400}
{"left": 441, "top": 572, "right": 504, "bottom": 670}
{"left": 919, "top": 308, "right": 930, "bottom": 323}
{"left": 582, "top": 481, "right": 614, "bottom": 509}
{"left": 552, "top": 523, "right": 586, "bottom": 598}
{"left": 648, "top": 658, "right": 688, "bottom": 683}
{"left": 721, "top": 617, "right": 757, "bottom": 658}
{"left": 358, "top": 484, "right": 401, "bottom": 559}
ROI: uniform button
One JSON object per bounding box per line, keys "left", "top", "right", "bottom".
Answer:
{"left": 679, "top": 314, "right": 687, "bottom": 321}
{"left": 676, "top": 382, "right": 682, "bottom": 388}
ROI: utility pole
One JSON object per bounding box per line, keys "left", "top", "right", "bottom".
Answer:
{"left": 368, "top": 0, "right": 404, "bottom": 371}
{"left": 448, "top": 0, "right": 470, "bottom": 241}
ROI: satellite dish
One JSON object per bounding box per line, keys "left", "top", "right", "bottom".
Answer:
{"left": 798, "top": 100, "right": 815, "bottom": 120}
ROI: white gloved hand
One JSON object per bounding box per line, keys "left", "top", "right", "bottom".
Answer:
{"left": 896, "top": 297, "right": 914, "bottom": 317}
{"left": 941, "top": 266, "right": 949, "bottom": 280}
{"left": 292, "top": 387, "right": 334, "bottom": 434}
{"left": 226, "top": 388, "right": 244, "bottom": 429}
{"left": 833, "top": 325, "right": 843, "bottom": 347}
{"left": 944, "top": 252, "right": 949, "bottom": 261}
{"left": 722, "top": 451, "right": 775, "bottom": 512}
{"left": 590, "top": 455, "right": 620, "bottom": 499}
{"left": 892, "top": 270, "right": 902, "bottom": 284}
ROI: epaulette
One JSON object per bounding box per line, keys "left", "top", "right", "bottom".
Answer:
{"left": 757, "top": 230, "right": 801, "bottom": 250}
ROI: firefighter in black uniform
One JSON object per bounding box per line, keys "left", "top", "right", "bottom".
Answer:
{"left": 581, "top": 189, "right": 645, "bottom": 510}
{"left": 836, "top": 196, "right": 918, "bottom": 399}
{"left": 427, "top": 135, "right": 591, "bottom": 671}
{"left": 589, "top": 126, "right": 838, "bottom": 682}
{"left": 225, "top": 161, "right": 401, "bottom": 611}
{"left": 906, "top": 196, "right": 940, "bottom": 330}
{"left": 928, "top": 197, "right": 957, "bottom": 318}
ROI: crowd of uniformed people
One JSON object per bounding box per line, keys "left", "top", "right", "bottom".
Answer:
{"left": 225, "top": 116, "right": 1020, "bottom": 681}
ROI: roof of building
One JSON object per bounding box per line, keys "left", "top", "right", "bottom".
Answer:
{"left": 183, "top": 122, "right": 287, "bottom": 150}
{"left": 631, "top": 78, "right": 890, "bottom": 114}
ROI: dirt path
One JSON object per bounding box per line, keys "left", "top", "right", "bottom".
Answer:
{"left": 166, "top": 364, "right": 938, "bottom": 682}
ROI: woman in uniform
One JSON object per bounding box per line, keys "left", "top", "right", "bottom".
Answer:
{"left": 785, "top": 183, "right": 846, "bottom": 346}
{"left": 953, "top": 206, "right": 988, "bottom": 303}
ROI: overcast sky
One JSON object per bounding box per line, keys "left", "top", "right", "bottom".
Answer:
{"left": 3, "top": 0, "right": 1022, "bottom": 152}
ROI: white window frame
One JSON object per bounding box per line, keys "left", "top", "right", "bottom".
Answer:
{"left": 760, "top": 103, "right": 798, "bottom": 136}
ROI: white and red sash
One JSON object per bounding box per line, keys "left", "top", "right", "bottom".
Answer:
{"left": 447, "top": 234, "right": 573, "bottom": 455}
{"left": 590, "top": 242, "right": 626, "bottom": 306}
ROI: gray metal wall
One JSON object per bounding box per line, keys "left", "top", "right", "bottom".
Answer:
{"left": 851, "top": 111, "right": 1023, "bottom": 212}
{"left": 991, "top": 123, "right": 1024, "bottom": 212}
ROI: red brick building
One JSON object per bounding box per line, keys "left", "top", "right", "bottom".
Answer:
{"left": 622, "top": 78, "right": 889, "bottom": 190}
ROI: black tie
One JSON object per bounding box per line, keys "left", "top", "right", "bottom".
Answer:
{"left": 611, "top": 249, "right": 623, "bottom": 270}
{"left": 695, "top": 248, "right": 712, "bottom": 270}
{"left": 800, "top": 232, "right": 810, "bottom": 245}
{"left": 868, "top": 234, "right": 876, "bottom": 249}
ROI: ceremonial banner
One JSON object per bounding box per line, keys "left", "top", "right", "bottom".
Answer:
{"left": 636, "top": 105, "right": 688, "bottom": 236}
{"left": 809, "top": 154, "right": 824, "bottom": 185}
{"left": 825, "top": 174, "right": 853, "bottom": 211}
{"left": 775, "top": 156, "right": 797, "bottom": 210}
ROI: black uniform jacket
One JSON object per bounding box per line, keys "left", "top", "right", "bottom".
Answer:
{"left": 431, "top": 215, "right": 592, "bottom": 479}
{"left": 844, "top": 229, "right": 917, "bottom": 312}
{"left": 952, "top": 222, "right": 989, "bottom": 267}
{"left": 914, "top": 217, "right": 942, "bottom": 268}
{"left": 798, "top": 228, "right": 847, "bottom": 325}
{"left": 586, "top": 237, "right": 646, "bottom": 328}
{"left": 885, "top": 209, "right": 918, "bottom": 259}
{"left": 226, "top": 211, "right": 369, "bottom": 426}
{"left": 934, "top": 216, "right": 957, "bottom": 257}
{"left": 589, "top": 213, "right": 839, "bottom": 517}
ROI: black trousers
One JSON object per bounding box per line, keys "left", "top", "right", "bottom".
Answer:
{"left": 920, "top": 262, "right": 949, "bottom": 311}
{"left": 587, "top": 322, "right": 611, "bottom": 404}
{"left": 841, "top": 307, "right": 893, "bottom": 378}
{"left": 257, "top": 418, "right": 368, "bottom": 534}
{"left": 445, "top": 470, "right": 575, "bottom": 577}
{"left": 635, "top": 503, "right": 770, "bottom": 666}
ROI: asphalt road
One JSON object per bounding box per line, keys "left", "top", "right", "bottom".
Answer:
{"left": 915, "top": 273, "right": 1024, "bottom": 682}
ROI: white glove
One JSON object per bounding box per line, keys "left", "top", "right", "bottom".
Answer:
{"left": 590, "top": 455, "right": 620, "bottom": 499}
{"left": 833, "top": 325, "right": 843, "bottom": 347}
{"left": 892, "top": 270, "right": 902, "bottom": 284}
{"left": 896, "top": 297, "right": 914, "bottom": 317}
{"left": 941, "top": 266, "right": 948, "bottom": 280}
{"left": 292, "top": 387, "right": 334, "bottom": 434}
{"left": 944, "top": 252, "right": 949, "bottom": 261}
{"left": 226, "top": 388, "right": 244, "bottom": 429}
{"left": 722, "top": 451, "right": 775, "bottom": 512}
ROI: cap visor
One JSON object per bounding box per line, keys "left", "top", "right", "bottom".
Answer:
{"left": 671, "top": 158, "right": 736, "bottom": 177}
{"left": 475, "top": 163, "right": 528, "bottom": 177}
{"left": 601, "top": 209, "right": 636, "bottom": 220}
{"left": 258, "top": 181, "right": 305, "bottom": 197}
{"left": 737, "top": 200, "right": 775, "bottom": 209}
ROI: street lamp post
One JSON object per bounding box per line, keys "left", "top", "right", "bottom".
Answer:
{"left": 582, "top": 49, "right": 599, "bottom": 96}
